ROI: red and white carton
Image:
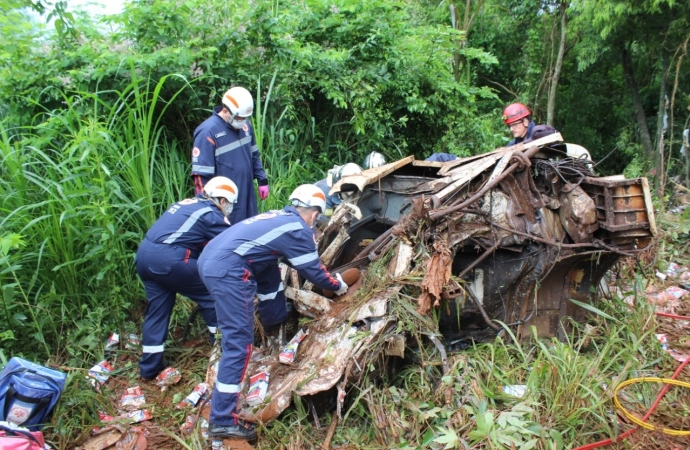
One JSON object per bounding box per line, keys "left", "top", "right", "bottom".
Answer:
{"left": 122, "top": 409, "right": 152, "bottom": 423}
{"left": 180, "top": 415, "right": 197, "bottom": 434}
{"left": 246, "top": 372, "right": 269, "bottom": 406}
{"left": 105, "top": 333, "right": 120, "bottom": 353}
{"left": 156, "top": 367, "right": 181, "bottom": 391}
{"left": 279, "top": 329, "right": 308, "bottom": 365}
{"left": 120, "top": 386, "right": 146, "bottom": 411}
{"left": 87, "top": 360, "right": 114, "bottom": 390}
{"left": 91, "top": 411, "right": 116, "bottom": 433}
{"left": 175, "top": 382, "right": 208, "bottom": 409}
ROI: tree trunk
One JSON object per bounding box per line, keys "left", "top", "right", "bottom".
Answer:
{"left": 546, "top": 2, "right": 568, "bottom": 127}
{"left": 655, "top": 54, "right": 668, "bottom": 191}
{"left": 620, "top": 45, "right": 654, "bottom": 158}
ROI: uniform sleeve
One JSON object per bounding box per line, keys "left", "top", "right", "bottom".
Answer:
{"left": 201, "top": 209, "right": 232, "bottom": 241}
{"left": 191, "top": 127, "right": 217, "bottom": 189}
{"left": 282, "top": 229, "right": 341, "bottom": 291}
{"left": 248, "top": 122, "right": 268, "bottom": 185}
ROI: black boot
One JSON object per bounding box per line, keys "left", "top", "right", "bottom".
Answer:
{"left": 208, "top": 421, "right": 257, "bottom": 442}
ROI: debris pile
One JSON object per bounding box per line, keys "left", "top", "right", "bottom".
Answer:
{"left": 234, "top": 133, "right": 657, "bottom": 424}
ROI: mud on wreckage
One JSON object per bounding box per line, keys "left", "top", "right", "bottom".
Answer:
{"left": 231, "top": 133, "right": 657, "bottom": 425}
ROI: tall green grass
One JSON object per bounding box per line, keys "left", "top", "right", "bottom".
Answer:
{"left": 0, "top": 74, "right": 191, "bottom": 363}
{"left": 0, "top": 69, "right": 339, "bottom": 364}
{"left": 252, "top": 71, "right": 323, "bottom": 212}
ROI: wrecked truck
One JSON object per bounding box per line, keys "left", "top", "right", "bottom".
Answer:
{"left": 226, "top": 132, "right": 656, "bottom": 423}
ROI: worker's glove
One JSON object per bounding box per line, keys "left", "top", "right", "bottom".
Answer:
{"left": 334, "top": 273, "right": 348, "bottom": 296}
{"left": 258, "top": 185, "right": 269, "bottom": 200}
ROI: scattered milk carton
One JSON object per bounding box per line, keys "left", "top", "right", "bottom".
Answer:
{"left": 87, "top": 360, "right": 114, "bottom": 391}
{"left": 119, "top": 386, "right": 146, "bottom": 411}
{"left": 176, "top": 382, "right": 208, "bottom": 409}
{"left": 246, "top": 372, "right": 269, "bottom": 406}
{"left": 280, "top": 329, "right": 307, "bottom": 365}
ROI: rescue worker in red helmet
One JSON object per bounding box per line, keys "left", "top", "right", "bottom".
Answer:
{"left": 191, "top": 86, "right": 269, "bottom": 224}
{"left": 502, "top": 103, "right": 536, "bottom": 146}
{"left": 136, "top": 176, "right": 238, "bottom": 380}
{"left": 198, "top": 184, "right": 348, "bottom": 442}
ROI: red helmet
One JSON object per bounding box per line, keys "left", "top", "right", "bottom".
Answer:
{"left": 502, "top": 103, "right": 531, "bottom": 125}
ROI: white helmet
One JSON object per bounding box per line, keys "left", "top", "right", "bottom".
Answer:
{"left": 328, "top": 163, "right": 362, "bottom": 187}
{"left": 222, "top": 87, "right": 254, "bottom": 118}
{"left": 290, "top": 184, "right": 327, "bottom": 214}
{"left": 204, "top": 176, "right": 239, "bottom": 203}
{"left": 363, "top": 151, "right": 386, "bottom": 169}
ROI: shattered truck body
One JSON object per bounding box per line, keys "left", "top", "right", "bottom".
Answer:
{"left": 233, "top": 133, "right": 657, "bottom": 423}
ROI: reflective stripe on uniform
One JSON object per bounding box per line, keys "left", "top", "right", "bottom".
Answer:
{"left": 142, "top": 344, "right": 164, "bottom": 353}
{"left": 289, "top": 251, "right": 319, "bottom": 267}
{"left": 215, "top": 137, "right": 252, "bottom": 157}
{"left": 251, "top": 144, "right": 259, "bottom": 153}
{"left": 256, "top": 282, "right": 284, "bottom": 301}
{"left": 163, "top": 207, "right": 213, "bottom": 244}
{"left": 192, "top": 164, "right": 215, "bottom": 174}
{"left": 234, "top": 222, "right": 303, "bottom": 256}
{"left": 216, "top": 381, "right": 240, "bottom": 393}
{"left": 208, "top": 326, "right": 217, "bottom": 334}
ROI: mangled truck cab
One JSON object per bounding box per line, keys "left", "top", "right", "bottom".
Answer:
{"left": 233, "top": 133, "right": 656, "bottom": 423}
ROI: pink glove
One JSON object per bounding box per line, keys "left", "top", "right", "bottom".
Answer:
{"left": 259, "top": 185, "right": 269, "bottom": 200}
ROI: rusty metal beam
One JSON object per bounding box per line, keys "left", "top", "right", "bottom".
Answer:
{"left": 429, "top": 146, "right": 541, "bottom": 220}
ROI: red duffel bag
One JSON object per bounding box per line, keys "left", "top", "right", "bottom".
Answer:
{"left": 0, "top": 422, "right": 45, "bottom": 449}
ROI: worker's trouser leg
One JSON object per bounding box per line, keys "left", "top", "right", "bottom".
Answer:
{"left": 198, "top": 256, "right": 255, "bottom": 426}
{"left": 255, "top": 263, "right": 288, "bottom": 327}
{"left": 136, "top": 241, "right": 218, "bottom": 379}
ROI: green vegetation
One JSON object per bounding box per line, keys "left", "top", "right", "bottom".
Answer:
{"left": 1, "top": 0, "right": 689, "bottom": 448}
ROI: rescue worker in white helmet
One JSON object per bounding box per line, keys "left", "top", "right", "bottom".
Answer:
{"left": 190, "top": 86, "right": 269, "bottom": 224}
{"left": 136, "top": 176, "right": 238, "bottom": 380}
{"left": 363, "top": 151, "right": 387, "bottom": 169}
{"left": 198, "top": 184, "right": 348, "bottom": 442}
{"left": 313, "top": 162, "right": 363, "bottom": 215}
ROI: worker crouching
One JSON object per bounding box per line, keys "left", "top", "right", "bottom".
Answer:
{"left": 198, "top": 184, "right": 348, "bottom": 442}
{"left": 136, "top": 177, "right": 238, "bottom": 380}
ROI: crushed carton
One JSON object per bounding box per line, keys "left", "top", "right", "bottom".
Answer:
{"left": 105, "top": 333, "right": 119, "bottom": 353}
{"left": 125, "top": 334, "right": 141, "bottom": 350}
{"left": 119, "top": 386, "right": 146, "bottom": 411}
{"left": 156, "top": 367, "right": 181, "bottom": 391}
{"left": 121, "top": 409, "right": 152, "bottom": 423}
{"left": 180, "top": 415, "right": 197, "bottom": 434}
{"left": 666, "top": 262, "right": 681, "bottom": 277}
{"left": 91, "top": 411, "right": 116, "bottom": 433}
{"left": 665, "top": 285, "right": 689, "bottom": 299}
{"left": 200, "top": 417, "right": 210, "bottom": 440}
{"left": 176, "top": 382, "right": 208, "bottom": 409}
{"left": 246, "top": 372, "right": 269, "bottom": 406}
{"left": 280, "top": 329, "right": 308, "bottom": 365}
{"left": 87, "top": 360, "right": 114, "bottom": 390}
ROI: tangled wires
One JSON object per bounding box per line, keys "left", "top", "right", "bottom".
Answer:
{"left": 534, "top": 157, "right": 595, "bottom": 188}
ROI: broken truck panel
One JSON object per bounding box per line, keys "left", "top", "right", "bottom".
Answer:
{"left": 237, "top": 134, "right": 656, "bottom": 423}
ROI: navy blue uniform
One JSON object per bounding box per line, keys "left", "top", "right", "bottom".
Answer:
{"left": 136, "top": 197, "right": 231, "bottom": 379}
{"left": 198, "top": 206, "right": 343, "bottom": 427}
{"left": 425, "top": 153, "right": 458, "bottom": 162}
{"left": 191, "top": 107, "right": 268, "bottom": 224}
{"left": 314, "top": 178, "right": 340, "bottom": 210}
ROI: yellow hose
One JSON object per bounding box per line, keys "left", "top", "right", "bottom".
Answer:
{"left": 613, "top": 377, "right": 690, "bottom": 437}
